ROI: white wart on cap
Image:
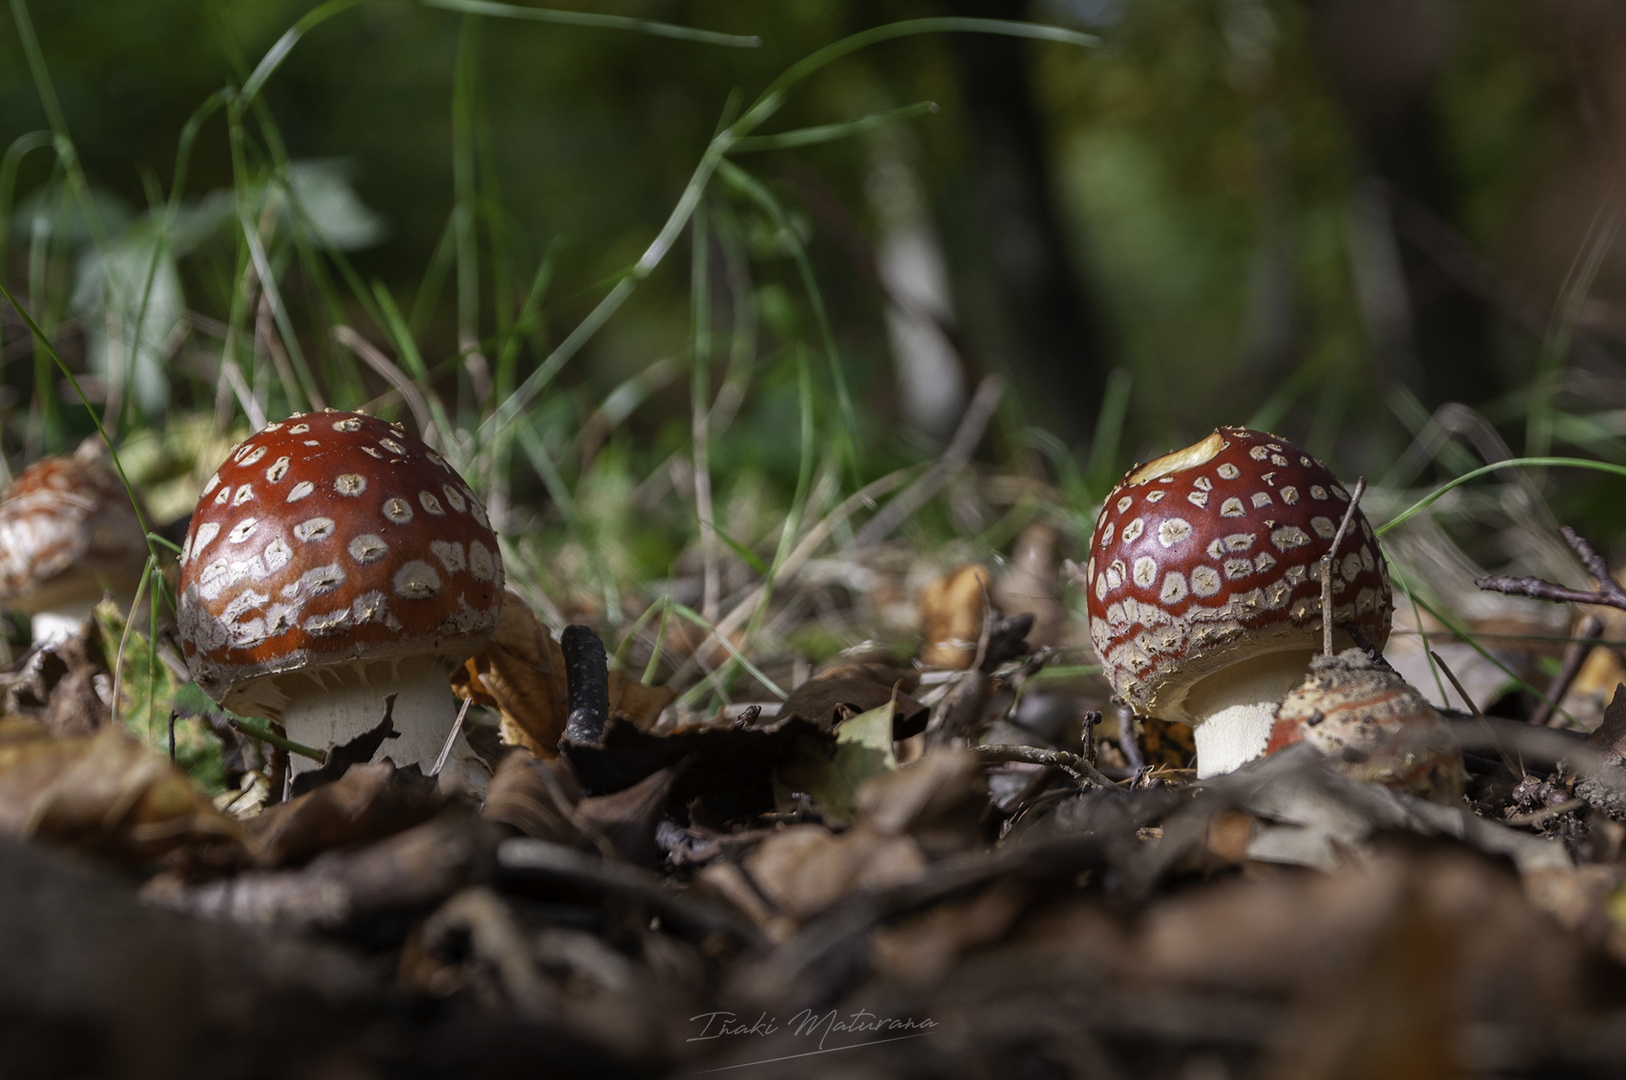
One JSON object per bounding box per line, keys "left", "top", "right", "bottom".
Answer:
{"left": 1082, "top": 427, "right": 1391, "bottom": 777}
{"left": 176, "top": 411, "right": 504, "bottom": 783}
{"left": 0, "top": 437, "right": 150, "bottom": 644}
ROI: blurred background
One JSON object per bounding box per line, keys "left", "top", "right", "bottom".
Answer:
{"left": 3, "top": 0, "right": 1626, "bottom": 673}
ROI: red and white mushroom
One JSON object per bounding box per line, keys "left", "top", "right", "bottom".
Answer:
{"left": 176, "top": 411, "right": 504, "bottom": 790}
{"left": 1082, "top": 427, "right": 1391, "bottom": 777}
{"left": 0, "top": 437, "right": 151, "bottom": 645}
{"left": 1267, "top": 649, "right": 1464, "bottom": 800}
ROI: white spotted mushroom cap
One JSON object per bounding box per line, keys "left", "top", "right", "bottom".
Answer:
{"left": 0, "top": 437, "right": 149, "bottom": 613}
{"left": 176, "top": 411, "right": 505, "bottom": 719}
{"left": 1267, "top": 649, "right": 1464, "bottom": 800}
{"left": 1082, "top": 427, "right": 1391, "bottom": 723}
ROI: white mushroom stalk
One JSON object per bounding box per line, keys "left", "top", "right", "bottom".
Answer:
{"left": 176, "top": 411, "right": 505, "bottom": 795}
{"left": 277, "top": 660, "right": 483, "bottom": 792}
{"left": 1082, "top": 427, "right": 1393, "bottom": 778}
{"left": 0, "top": 437, "right": 151, "bottom": 647}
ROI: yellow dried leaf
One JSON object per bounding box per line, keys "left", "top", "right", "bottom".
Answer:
{"left": 453, "top": 593, "right": 677, "bottom": 755}
{"left": 918, "top": 564, "right": 991, "bottom": 670}
{"left": 453, "top": 593, "right": 571, "bottom": 757}
{"left": 607, "top": 670, "right": 676, "bottom": 729}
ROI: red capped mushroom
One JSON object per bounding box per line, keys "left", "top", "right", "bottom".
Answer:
{"left": 1082, "top": 427, "right": 1391, "bottom": 777}
{"left": 175, "top": 411, "right": 504, "bottom": 790}
{"left": 0, "top": 437, "right": 150, "bottom": 644}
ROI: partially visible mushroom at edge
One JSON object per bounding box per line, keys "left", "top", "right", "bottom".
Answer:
{"left": 0, "top": 436, "right": 151, "bottom": 645}
{"left": 175, "top": 411, "right": 505, "bottom": 794}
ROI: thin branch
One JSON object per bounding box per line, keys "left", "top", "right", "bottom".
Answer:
{"left": 972, "top": 743, "right": 1113, "bottom": 788}
{"left": 1321, "top": 476, "right": 1367, "bottom": 656}
{"left": 1432, "top": 649, "right": 1524, "bottom": 776}
{"left": 431, "top": 696, "right": 474, "bottom": 777}
{"left": 1429, "top": 650, "right": 1481, "bottom": 717}
{"left": 1530, "top": 613, "right": 1605, "bottom": 729}
{"left": 1476, "top": 527, "right": 1626, "bottom": 611}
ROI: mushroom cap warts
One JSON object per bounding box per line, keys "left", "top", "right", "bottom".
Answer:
{"left": 1268, "top": 649, "right": 1464, "bottom": 799}
{"left": 0, "top": 437, "right": 149, "bottom": 614}
{"left": 176, "top": 412, "right": 505, "bottom": 719}
{"left": 1083, "top": 427, "right": 1391, "bottom": 724}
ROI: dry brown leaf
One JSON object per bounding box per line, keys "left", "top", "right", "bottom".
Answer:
{"left": 870, "top": 879, "right": 1031, "bottom": 987}
{"left": 918, "top": 563, "right": 990, "bottom": 670}
{"left": 777, "top": 658, "right": 928, "bottom": 737}
{"left": 742, "top": 822, "right": 926, "bottom": 923}
{"left": 607, "top": 670, "right": 676, "bottom": 730}
{"left": 246, "top": 761, "right": 444, "bottom": 868}
{"left": 0, "top": 721, "right": 242, "bottom": 864}
{"left": 1, "top": 621, "right": 113, "bottom": 737}
{"left": 481, "top": 748, "right": 584, "bottom": 846}
{"left": 453, "top": 592, "right": 571, "bottom": 756}
{"left": 573, "top": 763, "right": 682, "bottom": 865}
{"left": 454, "top": 593, "right": 677, "bottom": 756}
{"left": 854, "top": 744, "right": 986, "bottom": 857}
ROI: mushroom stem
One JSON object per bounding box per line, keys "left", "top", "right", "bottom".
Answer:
{"left": 1184, "top": 648, "right": 1319, "bottom": 778}
{"left": 277, "top": 661, "right": 489, "bottom": 795}
{"left": 28, "top": 589, "right": 140, "bottom": 647}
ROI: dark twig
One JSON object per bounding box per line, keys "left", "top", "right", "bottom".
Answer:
{"left": 1476, "top": 527, "right": 1626, "bottom": 611}
{"left": 1112, "top": 701, "right": 1145, "bottom": 775}
{"left": 1341, "top": 621, "right": 1397, "bottom": 673}
{"left": 1435, "top": 650, "right": 1523, "bottom": 776}
{"left": 1429, "top": 650, "right": 1482, "bottom": 717}
{"left": 1530, "top": 613, "right": 1606, "bottom": 728}
{"left": 972, "top": 743, "right": 1113, "bottom": 787}
{"left": 1321, "top": 476, "right": 1367, "bottom": 656}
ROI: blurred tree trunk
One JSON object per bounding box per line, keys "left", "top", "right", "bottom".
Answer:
{"left": 1310, "top": 0, "right": 1499, "bottom": 410}
{"left": 940, "top": 0, "right": 1112, "bottom": 447}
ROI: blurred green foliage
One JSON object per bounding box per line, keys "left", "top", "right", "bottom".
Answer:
{"left": 3, "top": 0, "right": 1625, "bottom": 637}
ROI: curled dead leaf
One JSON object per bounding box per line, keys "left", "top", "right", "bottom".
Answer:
{"left": 453, "top": 592, "right": 571, "bottom": 757}
{"left": 0, "top": 720, "right": 242, "bottom": 864}
{"left": 454, "top": 593, "right": 677, "bottom": 757}
{"left": 777, "top": 656, "right": 928, "bottom": 737}
{"left": 246, "top": 761, "right": 444, "bottom": 868}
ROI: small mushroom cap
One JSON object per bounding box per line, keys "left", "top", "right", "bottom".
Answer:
{"left": 0, "top": 437, "right": 149, "bottom": 613}
{"left": 1268, "top": 649, "right": 1464, "bottom": 799}
{"left": 176, "top": 412, "right": 505, "bottom": 719}
{"left": 1082, "top": 427, "right": 1391, "bottom": 723}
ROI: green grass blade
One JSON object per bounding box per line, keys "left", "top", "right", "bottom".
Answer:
{"left": 1375, "top": 456, "right": 1626, "bottom": 537}
{"left": 641, "top": 593, "right": 673, "bottom": 686}
{"left": 1084, "top": 367, "right": 1132, "bottom": 493}
{"left": 671, "top": 602, "right": 786, "bottom": 700}
{"left": 716, "top": 158, "right": 855, "bottom": 453}
{"left": 420, "top": 0, "right": 760, "bottom": 46}
{"left": 731, "top": 101, "right": 938, "bottom": 153}
{"left": 0, "top": 131, "right": 53, "bottom": 277}
{"left": 705, "top": 521, "right": 770, "bottom": 578}
{"left": 240, "top": 0, "right": 371, "bottom": 104}
{"left": 737, "top": 17, "right": 1096, "bottom": 134}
